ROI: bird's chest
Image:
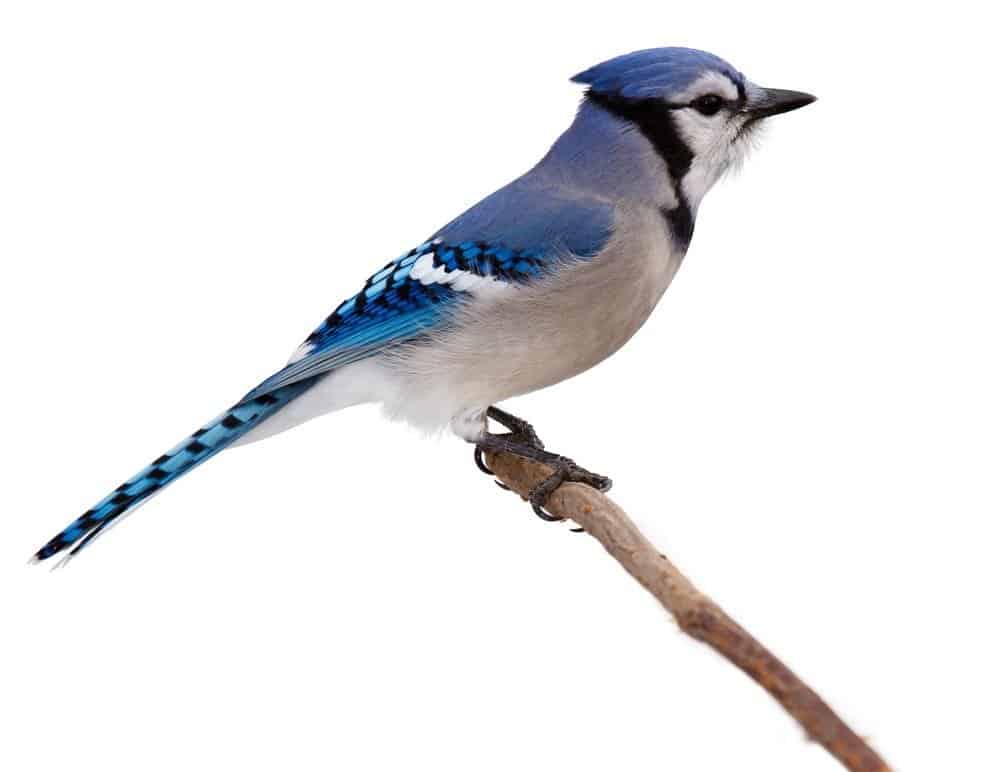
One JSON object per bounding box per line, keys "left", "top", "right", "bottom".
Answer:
{"left": 389, "top": 209, "right": 684, "bottom": 411}
{"left": 562, "top": 209, "right": 683, "bottom": 354}
{"left": 478, "top": 209, "right": 684, "bottom": 393}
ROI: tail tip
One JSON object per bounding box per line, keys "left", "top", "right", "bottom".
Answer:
{"left": 30, "top": 542, "right": 61, "bottom": 565}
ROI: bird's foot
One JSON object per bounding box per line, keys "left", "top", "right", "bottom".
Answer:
{"left": 473, "top": 407, "right": 611, "bottom": 521}
{"left": 473, "top": 406, "right": 545, "bottom": 479}
{"left": 486, "top": 405, "right": 545, "bottom": 449}
{"left": 522, "top": 454, "right": 612, "bottom": 521}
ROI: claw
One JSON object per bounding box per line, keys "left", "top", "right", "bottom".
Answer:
{"left": 474, "top": 446, "right": 494, "bottom": 476}
{"left": 474, "top": 405, "right": 610, "bottom": 526}
{"left": 531, "top": 500, "right": 564, "bottom": 522}
{"left": 589, "top": 475, "right": 613, "bottom": 494}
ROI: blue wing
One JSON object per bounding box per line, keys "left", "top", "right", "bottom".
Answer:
{"left": 33, "top": 181, "right": 613, "bottom": 564}
{"left": 245, "top": 181, "right": 614, "bottom": 399}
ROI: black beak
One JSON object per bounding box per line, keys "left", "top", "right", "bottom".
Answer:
{"left": 746, "top": 88, "right": 817, "bottom": 120}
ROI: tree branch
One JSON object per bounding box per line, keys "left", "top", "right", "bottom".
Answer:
{"left": 484, "top": 449, "right": 890, "bottom": 772}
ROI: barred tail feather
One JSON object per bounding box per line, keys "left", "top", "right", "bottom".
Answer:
{"left": 32, "top": 377, "right": 320, "bottom": 564}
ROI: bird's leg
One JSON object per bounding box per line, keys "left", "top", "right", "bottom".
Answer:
{"left": 473, "top": 406, "right": 612, "bottom": 521}
{"left": 473, "top": 406, "right": 544, "bottom": 478}
{"left": 484, "top": 406, "right": 545, "bottom": 448}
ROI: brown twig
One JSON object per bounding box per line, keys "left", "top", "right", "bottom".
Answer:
{"left": 484, "top": 450, "right": 890, "bottom": 772}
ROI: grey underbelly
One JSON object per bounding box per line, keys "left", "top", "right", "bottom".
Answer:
{"left": 387, "top": 233, "right": 684, "bottom": 411}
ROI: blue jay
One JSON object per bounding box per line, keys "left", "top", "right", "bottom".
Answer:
{"left": 33, "top": 47, "right": 815, "bottom": 564}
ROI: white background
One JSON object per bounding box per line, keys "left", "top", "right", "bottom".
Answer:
{"left": 2, "top": 2, "right": 997, "bottom": 770}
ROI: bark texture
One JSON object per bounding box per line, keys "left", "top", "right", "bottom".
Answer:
{"left": 484, "top": 450, "right": 890, "bottom": 772}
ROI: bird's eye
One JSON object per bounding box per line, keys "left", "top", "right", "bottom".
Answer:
{"left": 691, "top": 94, "right": 725, "bottom": 116}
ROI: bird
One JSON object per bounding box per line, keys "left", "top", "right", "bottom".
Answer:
{"left": 32, "top": 47, "right": 815, "bottom": 565}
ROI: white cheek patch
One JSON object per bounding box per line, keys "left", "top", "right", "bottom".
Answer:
{"left": 669, "top": 72, "right": 742, "bottom": 159}
{"left": 410, "top": 253, "right": 513, "bottom": 298}
{"left": 672, "top": 109, "right": 718, "bottom": 156}
{"left": 672, "top": 108, "right": 746, "bottom": 206}
{"left": 668, "top": 71, "right": 749, "bottom": 207}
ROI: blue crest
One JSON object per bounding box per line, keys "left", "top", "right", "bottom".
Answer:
{"left": 572, "top": 47, "right": 744, "bottom": 100}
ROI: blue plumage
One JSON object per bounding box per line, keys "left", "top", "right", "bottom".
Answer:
{"left": 248, "top": 192, "right": 613, "bottom": 397}
{"left": 435, "top": 179, "right": 614, "bottom": 257}
{"left": 572, "top": 47, "right": 744, "bottom": 100}
{"left": 36, "top": 224, "right": 613, "bottom": 562}
{"left": 32, "top": 46, "right": 815, "bottom": 564}
{"left": 33, "top": 379, "right": 318, "bottom": 562}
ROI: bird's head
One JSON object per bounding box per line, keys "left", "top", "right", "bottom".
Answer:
{"left": 572, "top": 47, "right": 815, "bottom": 207}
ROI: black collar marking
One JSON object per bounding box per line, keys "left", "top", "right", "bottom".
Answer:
{"left": 586, "top": 90, "right": 696, "bottom": 248}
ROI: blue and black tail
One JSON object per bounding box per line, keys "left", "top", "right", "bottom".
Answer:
{"left": 32, "top": 377, "right": 319, "bottom": 564}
